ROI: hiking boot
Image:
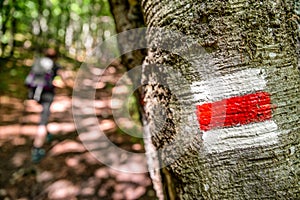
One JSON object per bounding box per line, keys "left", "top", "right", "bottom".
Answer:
{"left": 31, "top": 147, "right": 46, "bottom": 163}
{"left": 46, "top": 133, "right": 53, "bottom": 143}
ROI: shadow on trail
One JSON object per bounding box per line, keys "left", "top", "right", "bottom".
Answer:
{"left": 0, "top": 63, "right": 155, "bottom": 199}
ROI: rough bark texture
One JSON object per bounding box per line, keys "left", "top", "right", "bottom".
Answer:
{"left": 141, "top": 0, "right": 300, "bottom": 199}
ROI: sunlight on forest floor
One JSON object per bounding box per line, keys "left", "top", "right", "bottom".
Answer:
{"left": 0, "top": 63, "right": 155, "bottom": 199}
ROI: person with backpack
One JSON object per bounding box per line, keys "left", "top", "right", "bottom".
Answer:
{"left": 25, "top": 48, "right": 62, "bottom": 163}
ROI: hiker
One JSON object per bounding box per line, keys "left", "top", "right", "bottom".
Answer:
{"left": 25, "top": 48, "right": 65, "bottom": 163}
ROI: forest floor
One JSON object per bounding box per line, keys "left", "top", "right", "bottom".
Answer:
{"left": 0, "top": 61, "right": 156, "bottom": 200}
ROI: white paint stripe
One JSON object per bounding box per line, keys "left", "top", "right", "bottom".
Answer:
{"left": 202, "top": 120, "right": 280, "bottom": 153}
{"left": 191, "top": 68, "right": 267, "bottom": 103}
{"left": 191, "top": 68, "right": 281, "bottom": 153}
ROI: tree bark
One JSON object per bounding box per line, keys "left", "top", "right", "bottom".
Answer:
{"left": 141, "top": 0, "right": 300, "bottom": 199}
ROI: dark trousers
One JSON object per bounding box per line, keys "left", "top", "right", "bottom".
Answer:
{"left": 38, "top": 91, "right": 54, "bottom": 125}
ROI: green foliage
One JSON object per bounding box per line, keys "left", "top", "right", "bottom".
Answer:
{"left": 0, "top": 0, "right": 118, "bottom": 98}
{"left": 0, "top": 0, "right": 116, "bottom": 59}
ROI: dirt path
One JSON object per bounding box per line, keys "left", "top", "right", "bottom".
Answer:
{"left": 0, "top": 64, "right": 155, "bottom": 199}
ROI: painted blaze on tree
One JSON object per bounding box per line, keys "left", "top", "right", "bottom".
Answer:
{"left": 196, "top": 91, "right": 272, "bottom": 131}
{"left": 193, "top": 68, "right": 274, "bottom": 132}
{"left": 138, "top": 0, "right": 300, "bottom": 199}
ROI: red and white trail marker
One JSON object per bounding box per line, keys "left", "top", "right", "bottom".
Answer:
{"left": 191, "top": 69, "right": 280, "bottom": 153}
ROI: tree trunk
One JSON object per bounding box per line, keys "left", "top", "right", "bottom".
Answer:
{"left": 108, "top": 1, "right": 167, "bottom": 199}
{"left": 108, "top": 0, "right": 146, "bottom": 70}
{"left": 141, "top": 0, "right": 300, "bottom": 199}
{"left": 108, "top": 0, "right": 147, "bottom": 122}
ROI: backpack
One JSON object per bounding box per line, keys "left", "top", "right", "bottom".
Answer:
{"left": 25, "top": 57, "right": 55, "bottom": 101}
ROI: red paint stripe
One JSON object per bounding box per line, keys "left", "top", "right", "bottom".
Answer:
{"left": 196, "top": 92, "right": 272, "bottom": 131}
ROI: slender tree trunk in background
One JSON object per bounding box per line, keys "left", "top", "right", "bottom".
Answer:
{"left": 108, "top": 0, "right": 146, "bottom": 70}
{"left": 140, "top": 0, "right": 300, "bottom": 199}
{"left": 108, "top": 1, "right": 165, "bottom": 199}
{"left": 8, "top": 0, "right": 16, "bottom": 56}
{"left": 9, "top": 11, "right": 16, "bottom": 57}
{"left": 108, "top": 0, "right": 146, "bottom": 115}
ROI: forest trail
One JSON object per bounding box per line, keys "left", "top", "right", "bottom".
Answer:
{"left": 0, "top": 62, "right": 155, "bottom": 200}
